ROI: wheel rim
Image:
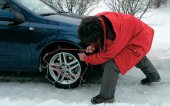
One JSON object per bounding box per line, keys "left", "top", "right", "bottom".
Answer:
{"left": 48, "top": 52, "right": 81, "bottom": 85}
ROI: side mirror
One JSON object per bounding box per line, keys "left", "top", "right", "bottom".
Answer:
{"left": 0, "top": 10, "right": 16, "bottom": 21}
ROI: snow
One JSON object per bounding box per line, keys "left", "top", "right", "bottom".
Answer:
{"left": 0, "top": 3, "right": 170, "bottom": 106}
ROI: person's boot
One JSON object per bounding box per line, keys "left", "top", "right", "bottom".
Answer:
{"left": 91, "top": 94, "right": 114, "bottom": 104}
{"left": 136, "top": 56, "right": 161, "bottom": 85}
{"left": 141, "top": 73, "right": 161, "bottom": 85}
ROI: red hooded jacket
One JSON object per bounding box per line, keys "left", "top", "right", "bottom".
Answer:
{"left": 83, "top": 12, "right": 154, "bottom": 75}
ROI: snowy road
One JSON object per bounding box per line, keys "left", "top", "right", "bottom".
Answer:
{"left": 0, "top": 4, "right": 170, "bottom": 106}
{"left": 0, "top": 56, "right": 170, "bottom": 106}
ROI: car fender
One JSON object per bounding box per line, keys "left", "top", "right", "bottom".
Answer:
{"left": 37, "top": 34, "right": 82, "bottom": 51}
{"left": 31, "top": 34, "right": 83, "bottom": 69}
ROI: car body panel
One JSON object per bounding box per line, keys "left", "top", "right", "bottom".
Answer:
{"left": 0, "top": 0, "right": 83, "bottom": 72}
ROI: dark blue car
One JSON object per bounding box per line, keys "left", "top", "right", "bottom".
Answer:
{"left": 0, "top": 0, "right": 88, "bottom": 88}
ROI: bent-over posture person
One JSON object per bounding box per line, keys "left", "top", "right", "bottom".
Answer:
{"left": 78, "top": 12, "right": 161, "bottom": 104}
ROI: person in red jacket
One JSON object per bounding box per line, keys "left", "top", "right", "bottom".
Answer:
{"left": 78, "top": 12, "right": 161, "bottom": 104}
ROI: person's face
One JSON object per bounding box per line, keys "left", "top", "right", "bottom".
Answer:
{"left": 89, "top": 39, "right": 100, "bottom": 49}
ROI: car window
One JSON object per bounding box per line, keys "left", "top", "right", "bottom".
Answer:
{"left": 0, "top": 1, "right": 25, "bottom": 21}
{"left": 0, "top": 0, "right": 7, "bottom": 9}
{"left": 0, "top": 0, "right": 6, "bottom": 4}
{"left": 15, "top": 0, "right": 57, "bottom": 15}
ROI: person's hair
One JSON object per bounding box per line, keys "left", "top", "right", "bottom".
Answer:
{"left": 78, "top": 16, "right": 104, "bottom": 48}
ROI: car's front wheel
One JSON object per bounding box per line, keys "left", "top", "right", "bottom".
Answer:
{"left": 41, "top": 47, "right": 87, "bottom": 89}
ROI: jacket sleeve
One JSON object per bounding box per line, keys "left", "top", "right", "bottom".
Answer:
{"left": 83, "top": 49, "right": 116, "bottom": 65}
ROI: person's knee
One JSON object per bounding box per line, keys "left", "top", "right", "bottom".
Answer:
{"left": 135, "top": 56, "right": 148, "bottom": 69}
{"left": 104, "top": 60, "right": 119, "bottom": 73}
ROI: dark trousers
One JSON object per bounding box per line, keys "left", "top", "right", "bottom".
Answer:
{"left": 100, "top": 56, "right": 160, "bottom": 99}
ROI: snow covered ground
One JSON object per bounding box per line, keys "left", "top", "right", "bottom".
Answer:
{"left": 0, "top": 3, "right": 170, "bottom": 106}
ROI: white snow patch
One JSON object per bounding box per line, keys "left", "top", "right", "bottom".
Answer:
{"left": 0, "top": 2, "right": 170, "bottom": 106}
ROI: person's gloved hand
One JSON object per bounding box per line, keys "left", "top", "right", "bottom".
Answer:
{"left": 78, "top": 53, "right": 86, "bottom": 61}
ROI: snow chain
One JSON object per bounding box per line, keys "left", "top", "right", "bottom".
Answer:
{"left": 41, "top": 45, "right": 88, "bottom": 88}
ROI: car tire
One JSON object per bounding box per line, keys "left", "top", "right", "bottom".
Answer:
{"left": 41, "top": 46, "right": 88, "bottom": 89}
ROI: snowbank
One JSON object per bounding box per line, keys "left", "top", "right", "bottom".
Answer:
{"left": 0, "top": 2, "right": 170, "bottom": 106}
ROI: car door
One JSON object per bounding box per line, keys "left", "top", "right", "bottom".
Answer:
{"left": 0, "top": 1, "right": 32, "bottom": 70}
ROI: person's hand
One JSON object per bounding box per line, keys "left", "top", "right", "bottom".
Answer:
{"left": 86, "top": 46, "right": 95, "bottom": 53}
{"left": 78, "top": 53, "right": 86, "bottom": 61}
